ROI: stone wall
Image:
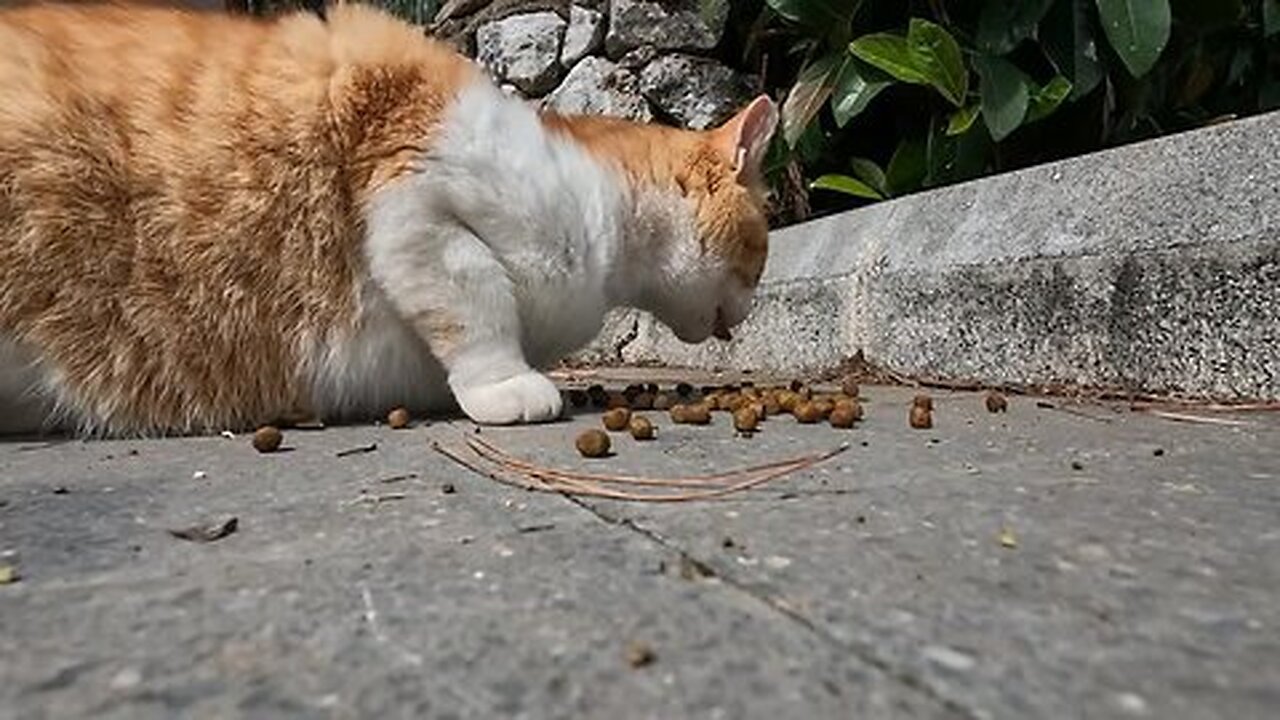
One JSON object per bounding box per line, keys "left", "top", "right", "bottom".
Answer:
{"left": 430, "top": 0, "right": 756, "bottom": 129}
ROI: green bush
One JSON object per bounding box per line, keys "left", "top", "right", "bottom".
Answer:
{"left": 724, "top": 0, "right": 1279, "bottom": 222}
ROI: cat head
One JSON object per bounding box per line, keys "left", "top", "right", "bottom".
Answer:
{"left": 545, "top": 96, "right": 779, "bottom": 344}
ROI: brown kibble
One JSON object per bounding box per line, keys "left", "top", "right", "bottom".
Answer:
{"left": 670, "top": 403, "right": 711, "bottom": 425}
{"left": 576, "top": 429, "right": 612, "bottom": 458}
{"left": 812, "top": 398, "right": 835, "bottom": 418}
{"left": 777, "top": 391, "right": 800, "bottom": 412}
{"left": 840, "top": 375, "right": 860, "bottom": 398}
{"left": 829, "top": 405, "right": 858, "bottom": 428}
{"left": 652, "top": 392, "right": 675, "bottom": 411}
{"left": 733, "top": 406, "right": 759, "bottom": 434}
{"left": 631, "top": 392, "right": 655, "bottom": 410}
{"left": 834, "top": 398, "right": 864, "bottom": 421}
{"left": 723, "top": 393, "right": 748, "bottom": 412}
{"left": 605, "top": 392, "right": 630, "bottom": 410}
{"left": 602, "top": 407, "right": 632, "bottom": 432}
{"left": 909, "top": 405, "right": 933, "bottom": 429}
{"left": 625, "top": 640, "right": 656, "bottom": 668}
{"left": 387, "top": 407, "right": 411, "bottom": 429}
{"left": 793, "top": 402, "right": 823, "bottom": 424}
{"left": 762, "top": 393, "right": 782, "bottom": 416}
{"left": 629, "top": 415, "right": 656, "bottom": 440}
{"left": 912, "top": 394, "right": 933, "bottom": 411}
{"left": 985, "top": 391, "right": 1008, "bottom": 413}
{"left": 252, "top": 425, "right": 283, "bottom": 453}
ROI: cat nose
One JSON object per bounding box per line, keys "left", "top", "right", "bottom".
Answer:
{"left": 712, "top": 307, "right": 732, "bottom": 341}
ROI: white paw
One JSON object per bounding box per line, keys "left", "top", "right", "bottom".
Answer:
{"left": 454, "top": 371, "right": 563, "bottom": 425}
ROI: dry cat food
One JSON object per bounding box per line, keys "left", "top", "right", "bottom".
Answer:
{"left": 669, "top": 403, "right": 712, "bottom": 425}
{"left": 733, "top": 405, "right": 760, "bottom": 434}
{"left": 252, "top": 425, "right": 283, "bottom": 453}
{"left": 629, "top": 415, "right": 656, "bottom": 440}
{"left": 575, "top": 429, "right": 612, "bottom": 458}
{"left": 792, "top": 401, "right": 823, "bottom": 424}
{"left": 909, "top": 403, "right": 933, "bottom": 429}
{"left": 985, "top": 391, "right": 1008, "bottom": 413}
{"left": 387, "top": 407, "right": 411, "bottom": 429}
{"left": 840, "top": 375, "right": 860, "bottom": 398}
{"left": 912, "top": 394, "right": 934, "bottom": 412}
{"left": 829, "top": 403, "right": 859, "bottom": 428}
{"left": 602, "top": 407, "right": 632, "bottom": 431}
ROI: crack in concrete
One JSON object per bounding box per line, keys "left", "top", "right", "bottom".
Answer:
{"left": 562, "top": 496, "right": 983, "bottom": 720}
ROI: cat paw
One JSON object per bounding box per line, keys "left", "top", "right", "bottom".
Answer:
{"left": 454, "top": 371, "right": 563, "bottom": 425}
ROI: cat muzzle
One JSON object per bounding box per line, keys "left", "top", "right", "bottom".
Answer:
{"left": 712, "top": 307, "right": 733, "bottom": 341}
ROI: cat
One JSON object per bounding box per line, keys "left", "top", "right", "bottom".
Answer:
{"left": 0, "top": 2, "right": 777, "bottom": 436}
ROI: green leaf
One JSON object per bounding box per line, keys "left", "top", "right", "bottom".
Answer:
{"left": 1026, "top": 76, "right": 1073, "bottom": 123}
{"left": 766, "top": 0, "right": 861, "bottom": 32}
{"left": 810, "top": 174, "right": 883, "bottom": 200}
{"left": 1095, "top": 0, "right": 1172, "bottom": 78}
{"left": 1266, "top": 0, "right": 1280, "bottom": 37}
{"left": 947, "top": 104, "right": 981, "bottom": 135}
{"left": 886, "top": 136, "right": 928, "bottom": 196}
{"left": 848, "top": 157, "right": 888, "bottom": 196}
{"left": 849, "top": 33, "right": 931, "bottom": 84}
{"left": 977, "top": 0, "right": 1055, "bottom": 55}
{"left": 781, "top": 53, "right": 845, "bottom": 147}
{"left": 1043, "top": 0, "right": 1104, "bottom": 100}
{"left": 906, "top": 19, "right": 969, "bottom": 106}
{"left": 975, "top": 55, "right": 1029, "bottom": 142}
{"left": 831, "top": 59, "right": 892, "bottom": 127}
{"left": 850, "top": 20, "right": 968, "bottom": 107}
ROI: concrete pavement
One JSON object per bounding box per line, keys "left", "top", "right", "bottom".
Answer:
{"left": 2, "top": 377, "right": 1278, "bottom": 719}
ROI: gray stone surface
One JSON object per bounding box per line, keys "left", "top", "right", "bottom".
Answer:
{"left": 476, "top": 11, "right": 567, "bottom": 95}
{"left": 3, "top": 380, "right": 1279, "bottom": 718}
{"left": 605, "top": 0, "right": 728, "bottom": 57}
{"left": 560, "top": 4, "right": 605, "bottom": 67}
{"left": 543, "top": 56, "right": 652, "bottom": 121}
{"left": 579, "top": 111, "right": 1280, "bottom": 401}
{"left": 640, "top": 53, "right": 754, "bottom": 129}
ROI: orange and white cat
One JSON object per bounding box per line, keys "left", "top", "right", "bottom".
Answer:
{"left": 0, "top": 2, "right": 776, "bottom": 436}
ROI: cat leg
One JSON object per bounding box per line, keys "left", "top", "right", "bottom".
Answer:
{"left": 366, "top": 218, "right": 562, "bottom": 425}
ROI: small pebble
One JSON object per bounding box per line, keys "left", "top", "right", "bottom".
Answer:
{"left": 909, "top": 405, "right": 933, "bottom": 429}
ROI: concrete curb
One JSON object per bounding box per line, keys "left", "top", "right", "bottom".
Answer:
{"left": 575, "top": 111, "right": 1280, "bottom": 400}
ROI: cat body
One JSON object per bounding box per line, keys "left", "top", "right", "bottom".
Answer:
{"left": 0, "top": 2, "right": 776, "bottom": 435}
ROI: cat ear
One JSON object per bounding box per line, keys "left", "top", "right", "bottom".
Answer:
{"left": 714, "top": 95, "right": 779, "bottom": 182}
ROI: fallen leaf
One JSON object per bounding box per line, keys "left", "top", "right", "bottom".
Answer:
{"left": 168, "top": 516, "right": 238, "bottom": 543}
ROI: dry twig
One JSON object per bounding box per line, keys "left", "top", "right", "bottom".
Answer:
{"left": 431, "top": 435, "right": 847, "bottom": 503}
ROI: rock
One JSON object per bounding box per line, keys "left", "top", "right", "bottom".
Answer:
{"left": 605, "top": 0, "right": 728, "bottom": 57}
{"left": 640, "top": 54, "right": 755, "bottom": 129}
{"left": 543, "top": 57, "right": 653, "bottom": 122}
{"left": 560, "top": 4, "right": 605, "bottom": 66}
{"left": 476, "top": 11, "right": 567, "bottom": 95}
